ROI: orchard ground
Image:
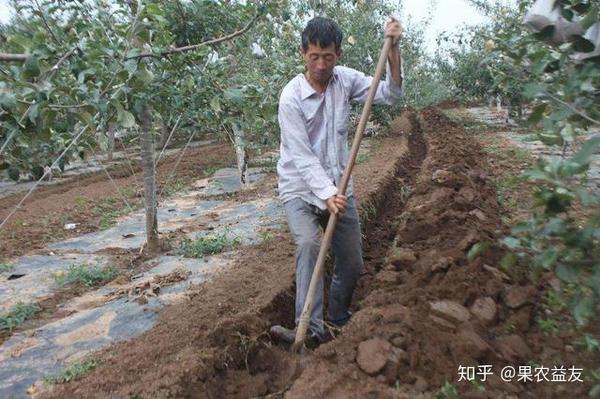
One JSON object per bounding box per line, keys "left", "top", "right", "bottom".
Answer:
{"left": 0, "top": 105, "right": 598, "bottom": 398}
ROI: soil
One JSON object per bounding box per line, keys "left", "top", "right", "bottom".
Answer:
{"left": 29, "top": 109, "right": 600, "bottom": 398}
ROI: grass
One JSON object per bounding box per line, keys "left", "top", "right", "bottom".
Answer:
{"left": 258, "top": 231, "right": 274, "bottom": 243}
{"left": 176, "top": 232, "right": 240, "bottom": 258}
{"left": 160, "top": 178, "right": 188, "bottom": 198}
{"left": 203, "top": 165, "right": 219, "bottom": 177}
{"left": 43, "top": 359, "right": 98, "bottom": 384}
{"left": 494, "top": 174, "right": 521, "bottom": 210}
{"left": 435, "top": 381, "right": 460, "bottom": 399}
{"left": 93, "top": 193, "right": 142, "bottom": 230}
{"left": 537, "top": 317, "right": 560, "bottom": 336}
{"left": 0, "top": 302, "right": 41, "bottom": 331}
{"left": 0, "top": 262, "right": 14, "bottom": 274}
{"left": 53, "top": 264, "right": 117, "bottom": 287}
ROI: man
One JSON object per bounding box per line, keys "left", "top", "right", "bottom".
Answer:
{"left": 271, "top": 16, "right": 404, "bottom": 346}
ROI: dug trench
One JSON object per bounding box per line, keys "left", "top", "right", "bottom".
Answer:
{"left": 41, "top": 108, "right": 596, "bottom": 398}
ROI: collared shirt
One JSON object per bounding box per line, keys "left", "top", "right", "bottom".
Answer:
{"left": 277, "top": 62, "right": 405, "bottom": 209}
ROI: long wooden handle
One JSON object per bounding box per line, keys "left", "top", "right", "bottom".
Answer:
{"left": 293, "top": 37, "right": 394, "bottom": 351}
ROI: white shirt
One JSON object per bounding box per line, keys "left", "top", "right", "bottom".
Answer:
{"left": 277, "top": 63, "right": 404, "bottom": 209}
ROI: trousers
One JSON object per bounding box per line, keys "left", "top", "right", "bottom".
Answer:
{"left": 283, "top": 196, "right": 363, "bottom": 337}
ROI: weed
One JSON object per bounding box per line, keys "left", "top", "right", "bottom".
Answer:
{"left": 258, "top": 231, "right": 273, "bottom": 243}
{"left": 435, "top": 381, "right": 459, "bottom": 399}
{"left": 0, "top": 262, "right": 14, "bottom": 274}
{"left": 0, "top": 302, "right": 41, "bottom": 331}
{"left": 360, "top": 202, "right": 377, "bottom": 226}
{"left": 503, "top": 321, "right": 516, "bottom": 334}
{"left": 161, "top": 178, "right": 187, "bottom": 198}
{"left": 469, "top": 378, "right": 486, "bottom": 392}
{"left": 176, "top": 232, "right": 240, "bottom": 258}
{"left": 99, "top": 208, "right": 126, "bottom": 230}
{"left": 203, "top": 166, "right": 219, "bottom": 177}
{"left": 537, "top": 317, "right": 560, "bottom": 335}
{"left": 250, "top": 157, "right": 278, "bottom": 171}
{"left": 74, "top": 196, "right": 89, "bottom": 209}
{"left": 494, "top": 174, "right": 521, "bottom": 210}
{"left": 356, "top": 152, "right": 370, "bottom": 164}
{"left": 575, "top": 334, "right": 599, "bottom": 353}
{"left": 589, "top": 369, "right": 600, "bottom": 398}
{"left": 53, "top": 264, "right": 117, "bottom": 287}
{"left": 399, "top": 186, "right": 412, "bottom": 203}
{"left": 43, "top": 359, "right": 98, "bottom": 384}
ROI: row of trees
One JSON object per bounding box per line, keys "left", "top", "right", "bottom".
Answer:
{"left": 0, "top": 0, "right": 433, "bottom": 249}
{"left": 440, "top": 0, "right": 599, "bottom": 328}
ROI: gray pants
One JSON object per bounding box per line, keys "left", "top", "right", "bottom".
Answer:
{"left": 283, "top": 197, "right": 364, "bottom": 338}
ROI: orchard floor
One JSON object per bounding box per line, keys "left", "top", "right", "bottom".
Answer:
{"left": 1, "top": 108, "right": 598, "bottom": 398}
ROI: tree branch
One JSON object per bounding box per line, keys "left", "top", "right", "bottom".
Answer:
{"left": 542, "top": 91, "right": 600, "bottom": 126}
{"left": 0, "top": 52, "right": 28, "bottom": 62}
{"left": 43, "top": 46, "right": 80, "bottom": 81}
{"left": 126, "top": 14, "right": 260, "bottom": 60}
{"left": 0, "top": 14, "right": 261, "bottom": 64}
{"left": 34, "top": 0, "right": 61, "bottom": 46}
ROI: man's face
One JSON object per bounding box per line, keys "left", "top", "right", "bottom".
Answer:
{"left": 301, "top": 42, "right": 341, "bottom": 84}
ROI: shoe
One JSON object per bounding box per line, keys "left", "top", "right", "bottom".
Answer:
{"left": 269, "top": 325, "right": 296, "bottom": 344}
{"left": 269, "top": 325, "right": 322, "bottom": 349}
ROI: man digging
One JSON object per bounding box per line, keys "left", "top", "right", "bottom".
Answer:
{"left": 270, "top": 16, "right": 405, "bottom": 347}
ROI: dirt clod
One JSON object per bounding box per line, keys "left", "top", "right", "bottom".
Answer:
{"left": 356, "top": 338, "right": 392, "bottom": 376}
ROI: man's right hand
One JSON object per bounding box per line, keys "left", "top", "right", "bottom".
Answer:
{"left": 326, "top": 195, "right": 347, "bottom": 215}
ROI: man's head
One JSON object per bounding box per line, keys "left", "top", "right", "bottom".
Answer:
{"left": 301, "top": 17, "right": 342, "bottom": 85}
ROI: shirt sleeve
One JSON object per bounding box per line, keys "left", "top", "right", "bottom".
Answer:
{"left": 348, "top": 57, "right": 404, "bottom": 105}
{"left": 278, "top": 99, "right": 338, "bottom": 201}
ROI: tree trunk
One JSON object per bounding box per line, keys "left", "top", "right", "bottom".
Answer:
{"left": 159, "top": 116, "right": 170, "bottom": 150}
{"left": 139, "top": 105, "right": 159, "bottom": 254}
{"left": 107, "top": 126, "right": 115, "bottom": 162}
{"left": 232, "top": 123, "right": 248, "bottom": 189}
{"left": 226, "top": 42, "right": 248, "bottom": 187}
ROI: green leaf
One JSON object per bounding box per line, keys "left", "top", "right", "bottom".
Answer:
{"left": 555, "top": 263, "right": 580, "bottom": 283}
{"left": 145, "top": 3, "right": 164, "bottom": 16}
{"left": 467, "top": 241, "right": 490, "bottom": 261}
{"left": 527, "top": 103, "right": 547, "bottom": 125}
{"left": 502, "top": 236, "right": 521, "bottom": 250}
{"left": 523, "top": 82, "right": 543, "bottom": 99}
{"left": 573, "top": 35, "right": 595, "bottom": 53}
{"left": 224, "top": 88, "right": 245, "bottom": 103}
{"left": 7, "top": 167, "right": 20, "bottom": 182}
{"left": 23, "top": 56, "right": 41, "bottom": 80}
{"left": 135, "top": 65, "right": 154, "bottom": 83}
{"left": 210, "top": 97, "right": 222, "bottom": 114}
{"left": 571, "top": 136, "right": 600, "bottom": 166}
{"left": 124, "top": 60, "right": 138, "bottom": 76}
{"left": 535, "top": 248, "right": 558, "bottom": 269}
{"left": 500, "top": 251, "right": 517, "bottom": 269}
{"left": 581, "top": 5, "right": 600, "bottom": 30}
{"left": 0, "top": 91, "right": 16, "bottom": 109}
{"left": 559, "top": 124, "right": 574, "bottom": 143}
{"left": 573, "top": 296, "right": 595, "bottom": 325}
{"left": 117, "top": 110, "right": 136, "bottom": 128}
{"left": 590, "top": 384, "right": 600, "bottom": 398}
{"left": 31, "top": 165, "right": 44, "bottom": 180}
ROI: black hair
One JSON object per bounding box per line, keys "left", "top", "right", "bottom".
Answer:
{"left": 301, "top": 17, "right": 343, "bottom": 52}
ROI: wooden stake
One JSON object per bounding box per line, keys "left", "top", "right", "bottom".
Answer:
{"left": 292, "top": 37, "right": 394, "bottom": 352}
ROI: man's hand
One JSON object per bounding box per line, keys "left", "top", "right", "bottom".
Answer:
{"left": 326, "top": 195, "right": 347, "bottom": 216}
{"left": 384, "top": 16, "right": 403, "bottom": 45}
